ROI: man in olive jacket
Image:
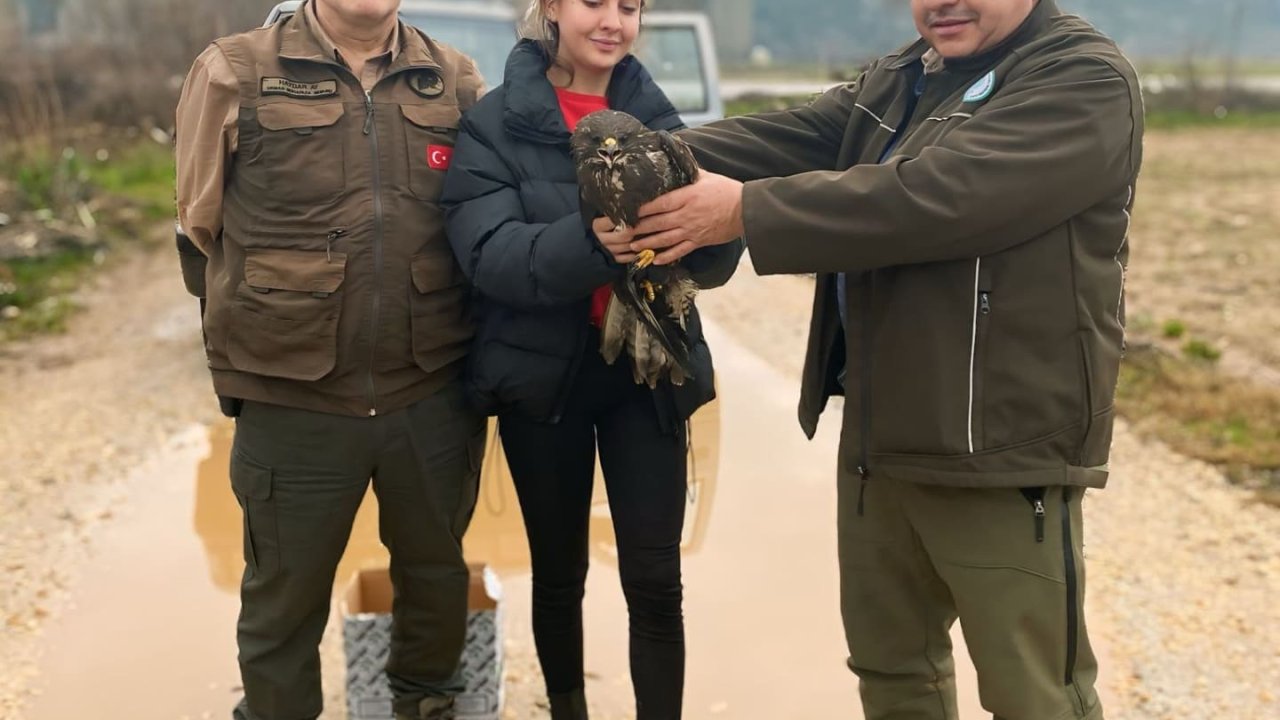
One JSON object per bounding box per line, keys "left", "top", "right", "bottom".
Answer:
{"left": 175, "top": 1, "right": 486, "bottom": 718}
{"left": 607, "top": 1, "right": 1143, "bottom": 718}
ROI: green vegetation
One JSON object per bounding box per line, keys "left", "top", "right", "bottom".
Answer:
{"left": 1117, "top": 346, "right": 1280, "bottom": 496}
{"left": 1, "top": 136, "right": 174, "bottom": 342}
{"left": 1145, "top": 109, "right": 1280, "bottom": 130}
{"left": 0, "top": 249, "right": 97, "bottom": 341}
{"left": 1183, "top": 339, "right": 1224, "bottom": 363}
{"left": 1162, "top": 319, "right": 1187, "bottom": 339}
{"left": 8, "top": 145, "right": 88, "bottom": 212}
{"left": 84, "top": 141, "right": 177, "bottom": 221}
{"left": 725, "top": 95, "right": 811, "bottom": 118}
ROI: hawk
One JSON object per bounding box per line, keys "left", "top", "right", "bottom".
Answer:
{"left": 570, "top": 109, "right": 700, "bottom": 389}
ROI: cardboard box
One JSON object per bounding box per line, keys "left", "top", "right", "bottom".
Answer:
{"left": 342, "top": 565, "right": 503, "bottom": 720}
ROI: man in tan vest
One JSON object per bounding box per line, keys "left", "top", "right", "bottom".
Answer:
{"left": 175, "top": 1, "right": 486, "bottom": 718}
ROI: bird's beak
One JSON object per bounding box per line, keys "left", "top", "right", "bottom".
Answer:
{"left": 597, "top": 137, "right": 619, "bottom": 165}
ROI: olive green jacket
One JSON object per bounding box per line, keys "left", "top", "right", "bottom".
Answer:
{"left": 683, "top": 0, "right": 1144, "bottom": 488}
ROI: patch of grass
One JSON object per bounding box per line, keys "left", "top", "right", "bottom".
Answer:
{"left": 725, "top": 95, "right": 812, "bottom": 117}
{"left": 0, "top": 249, "right": 97, "bottom": 341}
{"left": 1137, "top": 59, "right": 1280, "bottom": 79}
{"left": 5, "top": 146, "right": 89, "bottom": 211}
{"left": 1162, "top": 319, "right": 1187, "bottom": 339}
{"left": 1144, "top": 109, "right": 1280, "bottom": 130}
{"left": 722, "top": 98, "right": 1280, "bottom": 129}
{"left": 1183, "top": 339, "right": 1223, "bottom": 362}
{"left": 84, "top": 141, "right": 175, "bottom": 221}
{"left": 1117, "top": 346, "right": 1280, "bottom": 491}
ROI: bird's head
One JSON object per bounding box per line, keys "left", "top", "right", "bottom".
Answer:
{"left": 571, "top": 109, "right": 647, "bottom": 169}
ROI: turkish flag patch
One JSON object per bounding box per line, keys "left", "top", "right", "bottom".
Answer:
{"left": 427, "top": 145, "right": 453, "bottom": 170}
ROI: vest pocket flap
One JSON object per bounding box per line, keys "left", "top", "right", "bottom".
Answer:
{"left": 411, "top": 253, "right": 462, "bottom": 293}
{"left": 244, "top": 248, "right": 346, "bottom": 293}
{"left": 400, "top": 103, "right": 461, "bottom": 130}
{"left": 257, "top": 102, "right": 344, "bottom": 131}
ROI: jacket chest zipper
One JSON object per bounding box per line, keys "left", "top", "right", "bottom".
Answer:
{"left": 364, "top": 90, "right": 383, "bottom": 417}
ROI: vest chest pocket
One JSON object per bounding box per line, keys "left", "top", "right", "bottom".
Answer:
{"left": 252, "top": 102, "right": 346, "bottom": 203}
{"left": 229, "top": 247, "right": 347, "bottom": 381}
{"left": 409, "top": 252, "right": 473, "bottom": 373}
{"left": 401, "top": 104, "right": 461, "bottom": 201}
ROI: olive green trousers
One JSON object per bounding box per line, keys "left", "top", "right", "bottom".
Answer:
{"left": 838, "top": 471, "right": 1104, "bottom": 720}
{"left": 228, "top": 383, "right": 486, "bottom": 720}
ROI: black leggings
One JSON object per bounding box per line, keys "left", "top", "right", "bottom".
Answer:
{"left": 499, "top": 339, "right": 688, "bottom": 720}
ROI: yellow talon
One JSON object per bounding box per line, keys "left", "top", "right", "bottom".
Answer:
{"left": 642, "top": 280, "right": 657, "bottom": 303}
{"left": 635, "top": 249, "right": 656, "bottom": 269}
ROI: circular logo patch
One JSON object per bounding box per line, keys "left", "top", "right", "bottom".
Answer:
{"left": 963, "top": 71, "right": 997, "bottom": 103}
{"left": 409, "top": 71, "right": 445, "bottom": 99}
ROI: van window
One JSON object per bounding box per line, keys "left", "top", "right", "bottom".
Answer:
{"left": 399, "top": 12, "right": 516, "bottom": 89}
{"left": 633, "top": 24, "right": 708, "bottom": 115}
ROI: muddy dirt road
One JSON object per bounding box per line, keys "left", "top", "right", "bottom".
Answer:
{"left": 2, "top": 248, "right": 1277, "bottom": 719}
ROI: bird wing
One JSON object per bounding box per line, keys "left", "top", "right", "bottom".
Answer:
{"left": 619, "top": 264, "right": 694, "bottom": 378}
{"left": 655, "top": 130, "right": 700, "bottom": 190}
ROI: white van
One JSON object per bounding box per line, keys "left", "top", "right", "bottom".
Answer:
{"left": 264, "top": 0, "right": 723, "bottom": 126}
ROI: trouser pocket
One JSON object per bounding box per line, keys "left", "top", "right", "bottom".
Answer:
{"left": 229, "top": 452, "right": 279, "bottom": 578}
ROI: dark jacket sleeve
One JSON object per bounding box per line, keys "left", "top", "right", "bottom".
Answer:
{"left": 442, "top": 116, "right": 618, "bottom": 307}
{"left": 676, "top": 73, "right": 865, "bottom": 181}
{"left": 682, "top": 238, "right": 745, "bottom": 289}
{"left": 742, "top": 57, "right": 1141, "bottom": 275}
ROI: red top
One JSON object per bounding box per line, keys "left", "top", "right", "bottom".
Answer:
{"left": 555, "top": 87, "right": 615, "bottom": 328}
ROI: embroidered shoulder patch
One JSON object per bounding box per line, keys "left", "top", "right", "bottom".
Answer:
{"left": 963, "top": 71, "right": 997, "bottom": 103}
{"left": 409, "top": 71, "right": 445, "bottom": 99}
{"left": 261, "top": 77, "right": 339, "bottom": 99}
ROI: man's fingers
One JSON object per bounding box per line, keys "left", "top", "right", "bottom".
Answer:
{"left": 613, "top": 252, "right": 639, "bottom": 264}
{"left": 638, "top": 187, "right": 689, "bottom": 218}
{"left": 630, "top": 228, "right": 687, "bottom": 252}
{"left": 633, "top": 211, "right": 684, "bottom": 237}
{"left": 654, "top": 241, "right": 697, "bottom": 266}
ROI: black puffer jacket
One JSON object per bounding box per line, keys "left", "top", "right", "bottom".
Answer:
{"left": 441, "top": 40, "right": 742, "bottom": 429}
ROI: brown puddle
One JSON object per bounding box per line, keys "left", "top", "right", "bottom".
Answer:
{"left": 25, "top": 322, "right": 982, "bottom": 719}
{"left": 193, "top": 404, "right": 720, "bottom": 593}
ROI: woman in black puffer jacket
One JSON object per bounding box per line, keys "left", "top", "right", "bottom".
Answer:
{"left": 440, "top": 1, "right": 741, "bottom": 718}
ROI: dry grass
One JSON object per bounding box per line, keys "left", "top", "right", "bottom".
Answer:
{"left": 1126, "top": 129, "right": 1280, "bottom": 369}
{"left": 1118, "top": 128, "right": 1280, "bottom": 496}
{"left": 1117, "top": 345, "right": 1280, "bottom": 486}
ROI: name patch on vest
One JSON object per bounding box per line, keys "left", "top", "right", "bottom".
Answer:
{"left": 261, "top": 77, "right": 339, "bottom": 99}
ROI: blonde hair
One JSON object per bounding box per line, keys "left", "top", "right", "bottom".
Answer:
{"left": 520, "top": 0, "right": 647, "bottom": 67}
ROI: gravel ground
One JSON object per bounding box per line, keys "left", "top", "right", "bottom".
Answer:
{"left": 0, "top": 241, "right": 221, "bottom": 719}
{"left": 2, "top": 246, "right": 1277, "bottom": 719}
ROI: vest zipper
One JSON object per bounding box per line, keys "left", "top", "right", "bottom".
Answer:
{"left": 364, "top": 90, "right": 383, "bottom": 416}
{"left": 326, "top": 228, "right": 346, "bottom": 264}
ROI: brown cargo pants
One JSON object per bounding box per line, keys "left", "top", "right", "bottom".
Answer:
{"left": 228, "top": 382, "right": 486, "bottom": 720}
{"left": 838, "top": 469, "right": 1104, "bottom": 720}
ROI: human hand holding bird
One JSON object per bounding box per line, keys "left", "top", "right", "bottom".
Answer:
{"left": 571, "top": 109, "right": 705, "bottom": 388}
